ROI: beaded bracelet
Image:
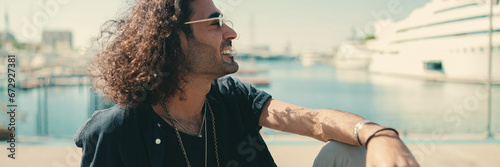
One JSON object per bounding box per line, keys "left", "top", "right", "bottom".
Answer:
{"left": 364, "top": 128, "right": 399, "bottom": 148}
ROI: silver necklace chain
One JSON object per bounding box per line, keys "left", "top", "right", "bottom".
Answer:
{"left": 160, "top": 100, "right": 193, "bottom": 166}
{"left": 163, "top": 102, "right": 206, "bottom": 137}
{"left": 160, "top": 98, "right": 220, "bottom": 167}
{"left": 207, "top": 100, "right": 221, "bottom": 167}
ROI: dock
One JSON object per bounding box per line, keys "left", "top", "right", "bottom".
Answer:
{"left": 20, "top": 75, "right": 90, "bottom": 89}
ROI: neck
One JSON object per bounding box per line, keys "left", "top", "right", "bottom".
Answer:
{"left": 152, "top": 74, "right": 214, "bottom": 122}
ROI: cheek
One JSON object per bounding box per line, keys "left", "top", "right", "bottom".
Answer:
{"left": 194, "top": 29, "right": 223, "bottom": 48}
{"left": 204, "top": 36, "right": 222, "bottom": 50}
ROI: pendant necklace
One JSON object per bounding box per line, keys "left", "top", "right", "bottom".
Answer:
{"left": 160, "top": 98, "right": 220, "bottom": 167}
{"left": 163, "top": 102, "right": 205, "bottom": 137}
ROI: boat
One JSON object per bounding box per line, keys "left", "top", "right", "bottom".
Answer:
{"left": 332, "top": 41, "right": 371, "bottom": 70}
{"left": 365, "top": 0, "right": 500, "bottom": 82}
{"left": 300, "top": 49, "right": 319, "bottom": 67}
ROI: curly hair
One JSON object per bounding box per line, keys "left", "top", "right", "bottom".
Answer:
{"left": 88, "top": 0, "right": 194, "bottom": 107}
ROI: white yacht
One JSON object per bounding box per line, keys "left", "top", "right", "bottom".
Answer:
{"left": 332, "top": 41, "right": 371, "bottom": 70}
{"left": 366, "top": 0, "right": 500, "bottom": 82}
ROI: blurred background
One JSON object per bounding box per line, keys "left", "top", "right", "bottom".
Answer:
{"left": 0, "top": 0, "right": 499, "bottom": 166}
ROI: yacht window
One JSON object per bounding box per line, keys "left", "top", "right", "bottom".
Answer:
{"left": 425, "top": 61, "right": 444, "bottom": 73}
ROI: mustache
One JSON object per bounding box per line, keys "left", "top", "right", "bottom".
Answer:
{"left": 220, "top": 40, "right": 232, "bottom": 50}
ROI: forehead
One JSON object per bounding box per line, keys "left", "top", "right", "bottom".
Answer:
{"left": 190, "top": 0, "right": 221, "bottom": 19}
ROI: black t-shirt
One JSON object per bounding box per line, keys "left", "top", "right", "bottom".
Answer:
{"left": 156, "top": 76, "right": 275, "bottom": 166}
{"left": 74, "top": 76, "right": 277, "bottom": 167}
{"left": 156, "top": 102, "right": 217, "bottom": 167}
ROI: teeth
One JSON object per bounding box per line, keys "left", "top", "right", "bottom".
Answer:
{"left": 221, "top": 50, "right": 234, "bottom": 55}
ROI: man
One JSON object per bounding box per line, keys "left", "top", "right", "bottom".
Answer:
{"left": 75, "top": 0, "right": 419, "bottom": 166}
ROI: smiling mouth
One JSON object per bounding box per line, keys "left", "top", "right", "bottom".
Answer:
{"left": 220, "top": 49, "right": 237, "bottom": 63}
{"left": 220, "top": 49, "right": 237, "bottom": 56}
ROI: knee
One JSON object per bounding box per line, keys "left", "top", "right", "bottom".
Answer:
{"left": 313, "top": 140, "right": 366, "bottom": 167}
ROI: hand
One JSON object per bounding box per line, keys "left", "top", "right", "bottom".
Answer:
{"left": 365, "top": 133, "right": 419, "bottom": 167}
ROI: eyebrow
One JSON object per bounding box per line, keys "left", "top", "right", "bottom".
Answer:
{"left": 208, "top": 12, "right": 222, "bottom": 19}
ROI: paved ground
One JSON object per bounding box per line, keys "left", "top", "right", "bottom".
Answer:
{"left": 267, "top": 135, "right": 500, "bottom": 167}
{"left": 268, "top": 143, "right": 500, "bottom": 167}
{"left": 1, "top": 135, "right": 499, "bottom": 167}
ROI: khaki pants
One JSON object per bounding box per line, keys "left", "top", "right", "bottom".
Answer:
{"left": 313, "top": 140, "right": 366, "bottom": 167}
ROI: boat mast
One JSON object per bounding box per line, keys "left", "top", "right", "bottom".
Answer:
{"left": 486, "top": 0, "right": 494, "bottom": 138}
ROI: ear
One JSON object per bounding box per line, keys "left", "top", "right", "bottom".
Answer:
{"left": 178, "top": 30, "right": 188, "bottom": 52}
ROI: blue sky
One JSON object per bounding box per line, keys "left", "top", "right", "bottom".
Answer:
{"left": 0, "top": 0, "right": 430, "bottom": 54}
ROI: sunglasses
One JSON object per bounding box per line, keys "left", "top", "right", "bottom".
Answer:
{"left": 184, "top": 15, "right": 232, "bottom": 27}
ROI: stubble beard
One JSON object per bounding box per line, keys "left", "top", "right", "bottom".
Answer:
{"left": 185, "top": 38, "right": 239, "bottom": 79}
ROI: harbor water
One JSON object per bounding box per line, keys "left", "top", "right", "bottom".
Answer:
{"left": 1, "top": 60, "right": 499, "bottom": 139}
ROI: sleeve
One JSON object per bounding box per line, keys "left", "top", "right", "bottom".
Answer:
{"left": 74, "top": 108, "right": 125, "bottom": 167}
{"left": 216, "top": 76, "right": 272, "bottom": 130}
{"left": 235, "top": 79, "right": 272, "bottom": 120}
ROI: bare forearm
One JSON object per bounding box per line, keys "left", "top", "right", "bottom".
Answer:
{"left": 259, "top": 100, "right": 391, "bottom": 145}
{"left": 303, "top": 108, "right": 393, "bottom": 145}
{"left": 260, "top": 100, "right": 418, "bottom": 166}
{"left": 311, "top": 108, "right": 367, "bottom": 144}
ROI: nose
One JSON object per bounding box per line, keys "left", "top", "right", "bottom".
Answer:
{"left": 223, "top": 25, "right": 238, "bottom": 40}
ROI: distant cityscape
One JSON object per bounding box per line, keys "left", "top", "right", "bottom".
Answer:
{"left": 0, "top": 9, "right": 96, "bottom": 89}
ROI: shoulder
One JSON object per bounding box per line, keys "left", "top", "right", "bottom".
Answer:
{"left": 211, "top": 76, "right": 272, "bottom": 110}
{"left": 74, "top": 105, "right": 137, "bottom": 147}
